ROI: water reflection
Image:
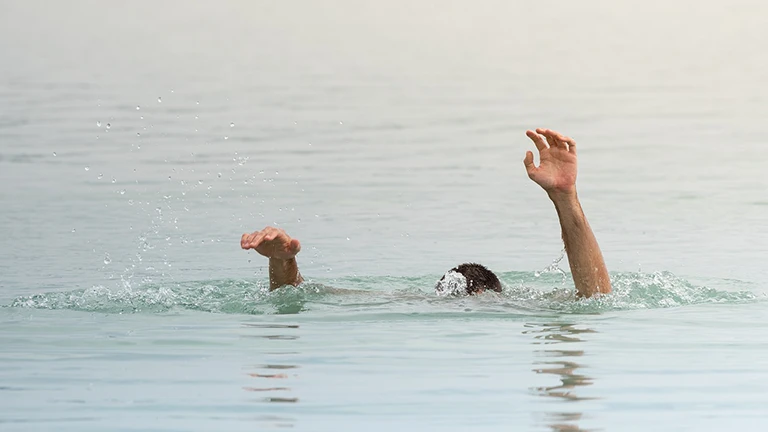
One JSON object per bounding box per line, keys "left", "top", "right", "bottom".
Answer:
{"left": 241, "top": 321, "right": 301, "bottom": 427}
{"left": 524, "top": 323, "right": 598, "bottom": 432}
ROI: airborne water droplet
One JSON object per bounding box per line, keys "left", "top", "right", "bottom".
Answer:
{"left": 97, "top": 173, "right": 103, "bottom": 180}
{"left": 52, "top": 152, "right": 57, "bottom": 156}
{"left": 104, "top": 254, "right": 112, "bottom": 265}
{"left": 84, "top": 166, "right": 90, "bottom": 171}
{"left": 136, "top": 106, "right": 140, "bottom": 110}
{"left": 71, "top": 228, "right": 76, "bottom": 233}
{"left": 96, "top": 121, "right": 101, "bottom": 127}
{"left": 106, "top": 123, "right": 111, "bottom": 129}
{"left": 157, "top": 97, "right": 162, "bottom": 103}
{"left": 230, "top": 122, "right": 235, "bottom": 128}
{"left": 217, "top": 172, "right": 222, "bottom": 178}
{"left": 111, "top": 178, "right": 116, "bottom": 184}
{"left": 224, "top": 136, "right": 229, "bottom": 140}
{"left": 119, "top": 189, "right": 126, "bottom": 195}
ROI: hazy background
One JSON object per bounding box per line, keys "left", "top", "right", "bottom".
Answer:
{"left": 2, "top": 0, "right": 767, "bottom": 296}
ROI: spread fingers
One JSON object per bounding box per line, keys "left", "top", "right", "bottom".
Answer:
{"left": 561, "top": 135, "right": 577, "bottom": 153}
{"left": 526, "top": 130, "right": 548, "bottom": 151}
{"left": 536, "top": 128, "right": 564, "bottom": 149}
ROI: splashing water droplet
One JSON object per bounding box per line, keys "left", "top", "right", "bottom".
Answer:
{"left": 230, "top": 122, "right": 235, "bottom": 128}
{"left": 346, "top": 237, "right": 350, "bottom": 241}
{"left": 157, "top": 97, "right": 162, "bottom": 103}
{"left": 119, "top": 189, "right": 126, "bottom": 195}
{"left": 197, "top": 180, "right": 203, "bottom": 185}
{"left": 71, "top": 228, "right": 76, "bottom": 233}
{"left": 106, "top": 123, "right": 111, "bottom": 129}
{"left": 52, "top": 152, "right": 57, "bottom": 156}
{"left": 84, "top": 166, "right": 90, "bottom": 171}
{"left": 104, "top": 254, "right": 112, "bottom": 265}
{"left": 224, "top": 136, "right": 229, "bottom": 140}
{"left": 96, "top": 121, "right": 101, "bottom": 127}
{"left": 217, "top": 172, "right": 222, "bottom": 178}
{"left": 136, "top": 106, "right": 140, "bottom": 110}
{"left": 137, "top": 132, "right": 140, "bottom": 137}
{"left": 97, "top": 173, "right": 103, "bottom": 180}
{"left": 111, "top": 178, "right": 116, "bottom": 184}
{"left": 339, "top": 121, "right": 343, "bottom": 125}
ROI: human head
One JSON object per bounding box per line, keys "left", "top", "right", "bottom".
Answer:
{"left": 434, "top": 263, "right": 502, "bottom": 296}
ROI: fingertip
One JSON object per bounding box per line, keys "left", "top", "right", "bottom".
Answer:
{"left": 523, "top": 151, "right": 536, "bottom": 173}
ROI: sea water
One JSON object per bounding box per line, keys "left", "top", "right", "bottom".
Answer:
{"left": 1, "top": 1, "right": 768, "bottom": 430}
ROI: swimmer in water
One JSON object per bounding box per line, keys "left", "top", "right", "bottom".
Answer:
{"left": 240, "top": 128, "right": 612, "bottom": 298}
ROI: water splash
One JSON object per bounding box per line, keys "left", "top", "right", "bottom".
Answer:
{"left": 7, "top": 272, "right": 759, "bottom": 316}
{"left": 534, "top": 249, "right": 567, "bottom": 281}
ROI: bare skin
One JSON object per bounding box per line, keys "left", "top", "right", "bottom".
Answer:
{"left": 242, "top": 128, "right": 611, "bottom": 298}
{"left": 524, "top": 128, "right": 612, "bottom": 297}
{"left": 240, "top": 227, "right": 303, "bottom": 291}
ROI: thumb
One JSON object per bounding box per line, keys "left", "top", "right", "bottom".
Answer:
{"left": 523, "top": 151, "right": 536, "bottom": 175}
{"left": 289, "top": 239, "right": 301, "bottom": 255}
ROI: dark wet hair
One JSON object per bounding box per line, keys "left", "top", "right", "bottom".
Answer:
{"left": 436, "top": 263, "right": 502, "bottom": 295}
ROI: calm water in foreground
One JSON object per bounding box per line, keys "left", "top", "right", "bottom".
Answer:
{"left": 1, "top": 1, "right": 768, "bottom": 430}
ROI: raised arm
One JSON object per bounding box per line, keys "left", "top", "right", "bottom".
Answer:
{"left": 523, "top": 128, "right": 611, "bottom": 298}
{"left": 241, "top": 226, "right": 303, "bottom": 290}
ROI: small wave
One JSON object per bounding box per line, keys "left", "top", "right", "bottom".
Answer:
{"left": 8, "top": 280, "right": 334, "bottom": 315}
{"left": 7, "top": 271, "right": 759, "bottom": 315}
{"left": 498, "top": 271, "right": 759, "bottom": 314}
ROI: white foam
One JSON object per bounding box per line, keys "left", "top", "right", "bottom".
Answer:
{"left": 435, "top": 270, "right": 468, "bottom": 296}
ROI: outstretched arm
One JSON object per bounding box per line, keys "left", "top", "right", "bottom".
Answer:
{"left": 241, "top": 226, "right": 304, "bottom": 290}
{"left": 523, "top": 128, "right": 611, "bottom": 298}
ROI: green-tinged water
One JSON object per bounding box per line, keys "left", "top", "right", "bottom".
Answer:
{"left": 8, "top": 272, "right": 759, "bottom": 316}
{"left": 2, "top": 1, "right": 768, "bottom": 430}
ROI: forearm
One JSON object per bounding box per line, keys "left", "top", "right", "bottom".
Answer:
{"left": 268, "top": 258, "right": 304, "bottom": 291}
{"left": 549, "top": 191, "right": 611, "bottom": 297}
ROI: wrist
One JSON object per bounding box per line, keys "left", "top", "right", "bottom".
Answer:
{"left": 269, "top": 257, "right": 297, "bottom": 265}
{"left": 547, "top": 187, "right": 578, "bottom": 204}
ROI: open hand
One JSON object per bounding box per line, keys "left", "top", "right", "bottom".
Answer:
{"left": 523, "top": 128, "right": 578, "bottom": 195}
{"left": 241, "top": 226, "right": 301, "bottom": 260}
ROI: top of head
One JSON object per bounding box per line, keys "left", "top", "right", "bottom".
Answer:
{"left": 434, "top": 263, "right": 502, "bottom": 296}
